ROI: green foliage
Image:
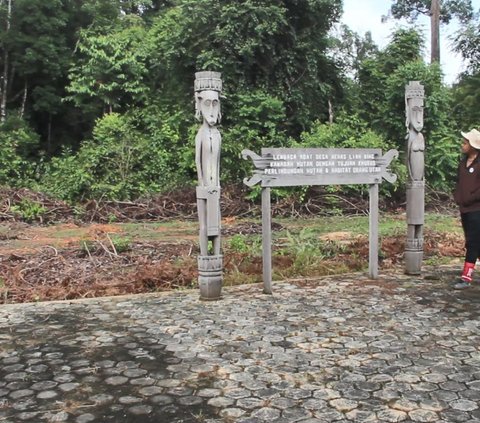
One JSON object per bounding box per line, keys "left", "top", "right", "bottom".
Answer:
{"left": 452, "top": 72, "right": 480, "bottom": 129}
{"left": 10, "top": 199, "right": 46, "bottom": 222}
{"left": 66, "top": 15, "right": 149, "bottom": 112}
{"left": 148, "top": 0, "right": 344, "bottom": 136}
{"left": 352, "top": 27, "right": 458, "bottom": 193}
{"left": 296, "top": 113, "right": 389, "bottom": 149}
{"left": 356, "top": 28, "right": 426, "bottom": 142}
{"left": 0, "top": 0, "right": 111, "bottom": 154}
{"left": 389, "top": 0, "right": 473, "bottom": 24}
{"left": 426, "top": 133, "right": 459, "bottom": 192}
{"left": 227, "top": 234, "right": 262, "bottom": 255}
{"left": 222, "top": 89, "right": 287, "bottom": 182}
{"left": 453, "top": 21, "right": 480, "bottom": 72}
{"left": 0, "top": 0, "right": 476, "bottom": 200}
{"left": 276, "top": 228, "right": 348, "bottom": 275}
{"left": 0, "top": 117, "right": 38, "bottom": 185}
{"left": 296, "top": 114, "right": 406, "bottom": 198}
{"left": 41, "top": 111, "right": 176, "bottom": 201}
{"left": 7, "top": 0, "right": 70, "bottom": 114}
{"left": 80, "top": 235, "right": 131, "bottom": 255}
{"left": 109, "top": 235, "right": 131, "bottom": 253}
{"left": 381, "top": 60, "right": 457, "bottom": 191}
{"left": 228, "top": 234, "right": 250, "bottom": 254}
{"left": 328, "top": 25, "right": 379, "bottom": 80}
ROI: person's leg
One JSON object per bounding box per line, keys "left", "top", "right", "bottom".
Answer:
{"left": 464, "top": 210, "right": 480, "bottom": 265}
{"left": 455, "top": 211, "right": 480, "bottom": 288}
{"left": 461, "top": 212, "right": 467, "bottom": 246}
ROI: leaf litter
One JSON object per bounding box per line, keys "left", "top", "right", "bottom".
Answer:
{"left": 0, "top": 186, "right": 464, "bottom": 304}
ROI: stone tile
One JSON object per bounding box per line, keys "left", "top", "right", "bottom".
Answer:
{"left": 1, "top": 265, "right": 480, "bottom": 422}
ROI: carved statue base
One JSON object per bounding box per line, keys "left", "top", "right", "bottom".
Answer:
{"left": 405, "top": 250, "right": 423, "bottom": 275}
{"left": 198, "top": 255, "right": 223, "bottom": 300}
{"left": 405, "top": 238, "right": 423, "bottom": 275}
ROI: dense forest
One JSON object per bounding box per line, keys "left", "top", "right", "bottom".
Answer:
{"left": 0, "top": 0, "right": 479, "bottom": 204}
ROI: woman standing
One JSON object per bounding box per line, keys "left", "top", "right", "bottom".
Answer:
{"left": 453, "top": 129, "right": 480, "bottom": 289}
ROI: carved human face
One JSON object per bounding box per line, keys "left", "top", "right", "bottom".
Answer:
{"left": 409, "top": 97, "right": 424, "bottom": 132}
{"left": 198, "top": 90, "right": 220, "bottom": 126}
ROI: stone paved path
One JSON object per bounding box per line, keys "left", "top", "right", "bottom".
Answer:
{"left": 1, "top": 265, "right": 480, "bottom": 422}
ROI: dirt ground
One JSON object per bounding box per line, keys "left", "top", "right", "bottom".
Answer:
{"left": 0, "top": 186, "right": 464, "bottom": 304}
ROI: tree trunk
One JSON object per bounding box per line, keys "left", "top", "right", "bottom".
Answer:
{"left": 20, "top": 79, "right": 27, "bottom": 118}
{"left": 47, "top": 113, "right": 52, "bottom": 153}
{"left": 430, "top": 0, "right": 441, "bottom": 63}
{"left": 1, "top": 0, "right": 12, "bottom": 124}
{"left": 328, "top": 99, "right": 334, "bottom": 124}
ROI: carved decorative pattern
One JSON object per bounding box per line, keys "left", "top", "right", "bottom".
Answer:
{"left": 194, "top": 71, "right": 222, "bottom": 93}
{"left": 405, "top": 81, "right": 424, "bottom": 99}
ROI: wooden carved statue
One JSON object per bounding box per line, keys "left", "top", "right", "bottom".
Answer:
{"left": 405, "top": 81, "right": 425, "bottom": 275}
{"left": 194, "top": 71, "right": 223, "bottom": 300}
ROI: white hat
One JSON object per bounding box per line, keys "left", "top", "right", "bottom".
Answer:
{"left": 461, "top": 129, "right": 480, "bottom": 150}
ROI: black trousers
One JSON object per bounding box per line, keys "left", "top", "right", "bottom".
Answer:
{"left": 461, "top": 210, "right": 480, "bottom": 263}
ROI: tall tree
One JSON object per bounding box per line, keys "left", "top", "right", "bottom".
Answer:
{"left": 452, "top": 12, "right": 480, "bottom": 129}
{"left": 66, "top": 15, "right": 149, "bottom": 114}
{"left": 354, "top": 27, "right": 456, "bottom": 190}
{"left": 329, "top": 25, "right": 379, "bottom": 80}
{"left": 148, "top": 0, "right": 344, "bottom": 135}
{"left": 452, "top": 73, "right": 480, "bottom": 129}
{"left": 356, "top": 28, "right": 425, "bottom": 140}
{"left": 0, "top": 0, "right": 11, "bottom": 123}
{"left": 453, "top": 15, "right": 480, "bottom": 72}
{"left": 430, "top": 0, "right": 440, "bottom": 63}
{"left": 388, "top": 0, "right": 473, "bottom": 63}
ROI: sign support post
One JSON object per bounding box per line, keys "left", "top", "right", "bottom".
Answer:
{"left": 369, "top": 183, "right": 379, "bottom": 279}
{"left": 261, "top": 187, "right": 272, "bottom": 294}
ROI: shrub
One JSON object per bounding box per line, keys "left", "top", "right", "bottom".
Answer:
{"left": 293, "top": 113, "right": 406, "bottom": 200}
{"left": 41, "top": 110, "right": 179, "bottom": 201}
{"left": 221, "top": 89, "right": 288, "bottom": 183}
{"left": 0, "top": 116, "right": 39, "bottom": 186}
{"left": 10, "top": 199, "right": 46, "bottom": 222}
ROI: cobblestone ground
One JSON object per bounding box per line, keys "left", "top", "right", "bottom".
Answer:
{"left": 1, "top": 266, "right": 480, "bottom": 423}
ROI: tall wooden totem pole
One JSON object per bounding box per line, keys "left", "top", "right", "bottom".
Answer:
{"left": 194, "top": 71, "right": 223, "bottom": 300}
{"left": 405, "top": 81, "right": 425, "bottom": 275}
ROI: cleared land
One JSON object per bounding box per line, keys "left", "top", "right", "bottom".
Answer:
{"left": 0, "top": 211, "right": 464, "bottom": 304}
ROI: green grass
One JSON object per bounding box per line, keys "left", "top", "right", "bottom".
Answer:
{"left": 220, "top": 213, "right": 461, "bottom": 282}
{"left": 425, "top": 213, "right": 462, "bottom": 234}
{"left": 271, "top": 213, "right": 460, "bottom": 238}
{"left": 0, "top": 226, "right": 9, "bottom": 238}
{"left": 118, "top": 221, "right": 197, "bottom": 241}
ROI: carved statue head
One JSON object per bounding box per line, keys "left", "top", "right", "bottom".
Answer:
{"left": 194, "top": 71, "right": 222, "bottom": 126}
{"left": 405, "top": 81, "right": 424, "bottom": 133}
{"left": 196, "top": 90, "right": 221, "bottom": 126}
{"left": 408, "top": 97, "right": 424, "bottom": 132}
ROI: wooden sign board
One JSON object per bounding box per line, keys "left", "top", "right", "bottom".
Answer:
{"left": 242, "top": 148, "right": 398, "bottom": 187}
{"left": 242, "top": 147, "right": 398, "bottom": 294}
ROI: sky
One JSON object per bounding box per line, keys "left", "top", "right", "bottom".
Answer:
{"left": 340, "top": 0, "right": 480, "bottom": 85}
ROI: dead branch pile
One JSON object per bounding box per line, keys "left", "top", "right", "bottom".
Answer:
{"left": 0, "top": 240, "right": 198, "bottom": 304}
{"left": 0, "top": 187, "right": 74, "bottom": 223}
{"left": 0, "top": 184, "right": 457, "bottom": 225}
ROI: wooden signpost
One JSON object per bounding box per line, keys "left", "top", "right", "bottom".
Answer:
{"left": 242, "top": 147, "right": 398, "bottom": 294}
